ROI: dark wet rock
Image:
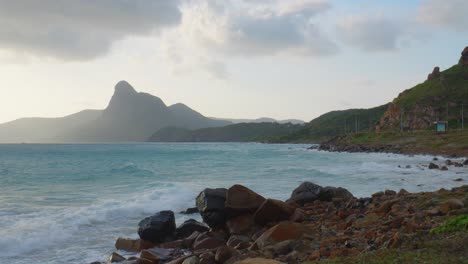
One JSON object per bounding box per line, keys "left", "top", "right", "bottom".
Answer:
{"left": 441, "top": 166, "right": 448, "bottom": 171}
{"left": 138, "top": 210, "right": 176, "bottom": 244}
{"left": 196, "top": 188, "right": 227, "bottom": 228}
{"left": 287, "top": 182, "right": 323, "bottom": 205}
{"left": 180, "top": 207, "right": 199, "bottom": 214}
{"left": 175, "top": 219, "right": 209, "bottom": 239}
{"left": 429, "top": 163, "right": 439, "bottom": 169}
{"left": 318, "top": 186, "right": 354, "bottom": 202}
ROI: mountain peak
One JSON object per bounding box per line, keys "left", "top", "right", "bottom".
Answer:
{"left": 114, "top": 80, "right": 137, "bottom": 95}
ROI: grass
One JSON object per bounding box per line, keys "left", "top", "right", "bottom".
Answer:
{"left": 431, "top": 215, "right": 468, "bottom": 234}
{"left": 339, "top": 129, "right": 468, "bottom": 156}
{"left": 302, "top": 232, "right": 468, "bottom": 264}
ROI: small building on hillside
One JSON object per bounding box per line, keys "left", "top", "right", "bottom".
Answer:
{"left": 433, "top": 121, "right": 448, "bottom": 133}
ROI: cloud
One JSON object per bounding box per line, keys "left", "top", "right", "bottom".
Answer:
{"left": 0, "top": 0, "right": 182, "bottom": 60}
{"left": 336, "top": 15, "right": 403, "bottom": 52}
{"left": 161, "top": 0, "right": 337, "bottom": 78}
{"left": 417, "top": 0, "right": 468, "bottom": 32}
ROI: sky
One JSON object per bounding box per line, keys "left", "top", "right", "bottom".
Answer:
{"left": 0, "top": 0, "right": 467, "bottom": 123}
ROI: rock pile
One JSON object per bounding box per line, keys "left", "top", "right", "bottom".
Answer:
{"left": 95, "top": 183, "right": 467, "bottom": 264}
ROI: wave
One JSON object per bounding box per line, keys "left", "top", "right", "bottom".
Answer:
{"left": 109, "top": 163, "right": 154, "bottom": 176}
{"left": 0, "top": 184, "right": 196, "bottom": 259}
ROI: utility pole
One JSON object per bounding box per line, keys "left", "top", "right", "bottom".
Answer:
{"left": 400, "top": 108, "right": 404, "bottom": 132}
{"left": 355, "top": 116, "right": 358, "bottom": 133}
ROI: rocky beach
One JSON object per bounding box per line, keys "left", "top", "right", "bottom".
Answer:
{"left": 92, "top": 182, "right": 468, "bottom": 264}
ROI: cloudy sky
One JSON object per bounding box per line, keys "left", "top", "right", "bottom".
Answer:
{"left": 0, "top": 0, "right": 467, "bottom": 123}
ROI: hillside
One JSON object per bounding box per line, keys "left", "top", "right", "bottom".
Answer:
{"left": 270, "top": 104, "right": 389, "bottom": 143}
{"left": 377, "top": 48, "right": 468, "bottom": 131}
{"left": 0, "top": 81, "right": 230, "bottom": 143}
{"left": 148, "top": 122, "right": 303, "bottom": 142}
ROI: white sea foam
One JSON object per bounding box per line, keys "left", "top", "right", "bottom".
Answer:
{"left": 0, "top": 184, "right": 196, "bottom": 261}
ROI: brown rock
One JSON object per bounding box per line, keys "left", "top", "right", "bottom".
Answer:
{"left": 226, "top": 214, "right": 255, "bottom": 235}
{"left": 289, "top": 208, "right": 306, "bottom": 223}
{"left": 215, "top": 246, "right": 234, "bottom": 263}
{"left": 253, "top": 221, "right": 307, "bottom": 249}
{"left": 140, "top": 248, "right": 173, "bottom": 264}
{"left": 108, "top": 252, "right": 126, "bottom": 263}
{"left": 199, "top": 252, "right": 216, "bottom": 264}
{"left": 439, "top": 199, "right": 464, "bottom": 214}
{"left": 193, "top": 237, "right": 225, "bottom": 250}
{"left": 115, "top": 238, "right": 140, "bottom": 252}
{"left": 182, "top": 256, "right": 199, "bottom": 264}
{"left": 254, "top": 199, "right": 295, "bottom": 225}
{"left": 139, "top": 239, "right": 156, "bottom": 250}
{"left": 225, "top": 185, "right": 266, "bottom": 215}
{"left": 227, "top": 235, "right": 251, "bottom": 248}
{"left": 233, "top": 258, "right": 284, "bottom": 264}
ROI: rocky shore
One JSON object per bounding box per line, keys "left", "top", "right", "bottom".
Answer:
{"left": 92, "top": 183, "right": 468, "bottom": 264}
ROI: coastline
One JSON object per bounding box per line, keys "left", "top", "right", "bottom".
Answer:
{"left": 92, "top": 183, "right": 468, "bottom": 264}
{"left": 317, "top": 131, "right": 468, "bottom": 158}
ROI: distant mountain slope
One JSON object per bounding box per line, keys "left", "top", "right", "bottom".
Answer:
{"left": 148, "top": 122, "right": 303, "bottom": 142}
{"left": 0, "top": 110, "right": 102, "bottom": 143}
{"left": 212, "top": 117, "right": 305, "bottom": 124}
{"left": 0, "top": 81, "right": 230, "bottom": 143}
{"left": 377, "top": 61, "right": 468, "bottom": 131}
{"left": 271, "top": 104, "right": 390, "bottom": 143}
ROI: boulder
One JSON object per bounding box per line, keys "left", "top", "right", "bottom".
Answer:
{"left": 287, "top": 182, "right": 323, "bottom": 205}
{"left": 193, "top": 237, "right": 225, "bottom": 250}
{"left": 107, "top": 252, "right": 126, "bottom": 263}
{"left": 215, "top": 246, "right": 234, "bottom": 263}
{"left": 233, "top": 258, "right": 284, "bottom": 264}
{"left": 140, "top": 248, "right": 174, "bottom": 263}
{"left": 226, "top": 214, "right": 255, "bottom": 235}
{"left": 180, "top": 207, "right": 199, "bottom": 214}
{"left": 182, "top": 256, "right": 199, "bottom": 264}
{"left": 318, "top": 186, "right": 354, "bottom": 202}
{"left": 439, "top": 199, "right": 464, "bottom": 214}
{"left": 227, "top": 235, "right": 251, "bottom": 248}
{"left": 254, "top": 199, "right": 295, "bottom": 225}
{"left": 429, "top": 163, "right": 439, "bottom": 169}
{"left": 175, "top": 219, "right": 209, "bottom": 239}
{"left": 225, "top": 185, "right": 266, "bottom": 216}
{"left": 115, "top": 238, "right": 140, "bottom": 252}
{"left": 196, "top": 188, "right": 227, "bottom": 228}
{"left": 199, "top": 252, "right": 216, "bottom": 264}
{"left": 138, "top": 211, "right": 176, "bottom": 244}
{"left": 253, "top": 222, "right": 307, "bottom": 249}
{"left": 463, "top": 159, "right": 468, "bottom": 166}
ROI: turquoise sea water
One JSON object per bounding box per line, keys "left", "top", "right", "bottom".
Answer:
{"left": 0, "top": 143, "right": 466, "bottom": 264}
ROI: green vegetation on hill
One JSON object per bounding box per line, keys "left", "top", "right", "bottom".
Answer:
{"left": 271, "top": 104, "right": 390, "bottom": 143}
{"left": 378, "top": 64, "right": 468, "bottom": 131}
{"left": 148, "top": 122, "right": 303, "bottom": 142}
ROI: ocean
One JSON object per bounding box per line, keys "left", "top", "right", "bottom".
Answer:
{"left": 0, "top": 143, "right": 466, "bottom": 264}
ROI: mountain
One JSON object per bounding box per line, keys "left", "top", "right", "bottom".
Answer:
{"left": 268, "top": 104, "right": 390, "bottom": 143}
{"left": 212, "top": 117, "right": 305, "bottom": 124}
{"left": 0, "top": 81, "right": 230, "bottom": 143}
{"left": 377, "top": 50, "right": 468, "bottom": 131}
{"left": 148, "top": 122, "right": 304, "bottom": 142}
